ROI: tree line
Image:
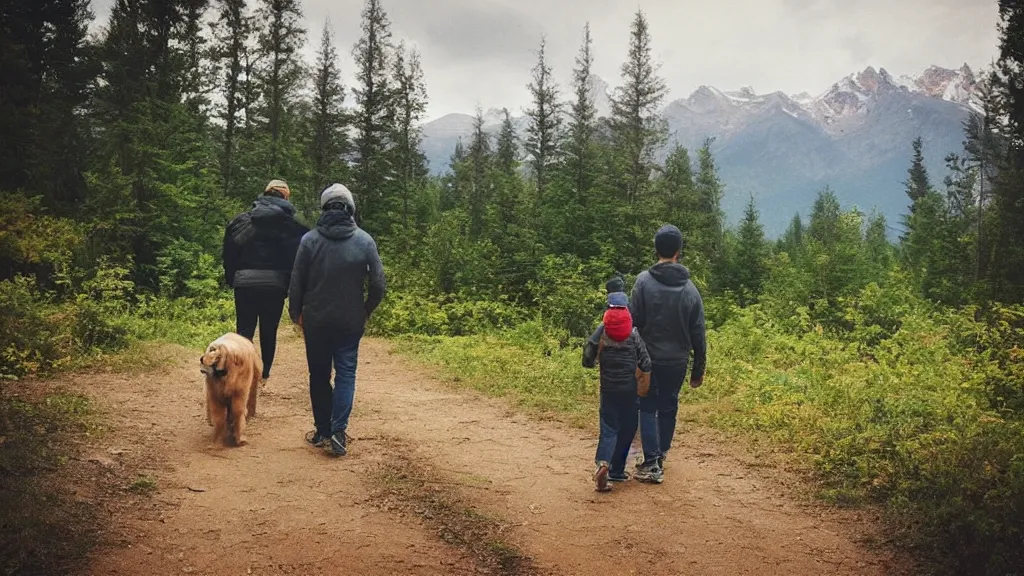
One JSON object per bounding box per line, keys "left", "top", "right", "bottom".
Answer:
{"left": 2, "top": 0, "right": 1024, "bottom": 329}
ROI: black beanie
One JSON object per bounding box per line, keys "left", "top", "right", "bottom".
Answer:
{"left": 605, "top": 275, "right": 625, "bottom": 294}
{"left": 654, "top": 225, "right": 683, "bottom": 258}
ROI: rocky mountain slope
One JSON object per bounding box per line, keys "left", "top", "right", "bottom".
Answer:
{"left": 421, "top": 65, "right": 985, "bottom": 236}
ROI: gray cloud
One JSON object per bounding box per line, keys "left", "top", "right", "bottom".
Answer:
{"left": 91, "top": 0, "right": 1000, "bottom": 119}
{"left": 402, "top": 0, "right": 541, "bottom": 65}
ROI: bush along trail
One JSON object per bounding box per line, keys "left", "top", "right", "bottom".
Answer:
{"left": 37, "top": 329, "right": 910, "bottom": 576}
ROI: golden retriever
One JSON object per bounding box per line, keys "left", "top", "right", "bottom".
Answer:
{"left": 199, "top": 333, "right": 262, "bottom": 446}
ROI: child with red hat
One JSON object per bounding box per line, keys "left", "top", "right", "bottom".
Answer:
{"left": 582, "top": 275, "right": 652, "bottom": 492}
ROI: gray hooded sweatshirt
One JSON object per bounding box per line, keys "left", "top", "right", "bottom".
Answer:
{"left": 288, "top": 208, "right": 386, "bottom": 336}
{"left": 628, "top": 262, "right": 707, "bottom": 378}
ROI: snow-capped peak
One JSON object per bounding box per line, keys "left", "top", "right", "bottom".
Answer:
{"left": 891, "top": 63, "right": 980, "bottom": 110}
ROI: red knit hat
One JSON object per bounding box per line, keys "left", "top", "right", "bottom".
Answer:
{"left": 603, "top": 308, "right": 633, "bottom": 342}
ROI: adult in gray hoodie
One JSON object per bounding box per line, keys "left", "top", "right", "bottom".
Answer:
{"left": 629, "top": 225, "right": 707, "bottom": 484}
{"left": 288, "top": 184, "right": 386, "bottom": 457}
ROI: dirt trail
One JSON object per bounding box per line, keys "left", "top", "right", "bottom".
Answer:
{"left": 78, "top": 330, "right": 910, "bottom": 575}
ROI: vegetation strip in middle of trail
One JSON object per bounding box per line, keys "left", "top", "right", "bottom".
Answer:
{"left": 369, "top": 438, "right": 539, "bottom": 576}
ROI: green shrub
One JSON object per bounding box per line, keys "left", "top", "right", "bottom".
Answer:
{"left": 529, "top": 254, "right": 605, "bottom": 339}
{"left": 370, "top": 288, "right": 525, "bottom": 337}
{"left": 684, "top": 301, "right": 1024, "bottom": 574}
{"left": 0, "top": 276, "right": 75, "bottom": 377}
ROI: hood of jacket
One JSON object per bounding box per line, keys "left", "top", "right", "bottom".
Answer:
{"left": 316, "top": 208, "right": 357, "bottom": 240}
{"left": 648, "top": 262, "right": 691, "bottom": 287}
{"left": 250, "top": 196, "right": 297, "bottom": 226}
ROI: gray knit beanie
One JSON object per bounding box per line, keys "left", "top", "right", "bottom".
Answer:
{"left": 320, "top": 183, "right": 355, "bottom": 211}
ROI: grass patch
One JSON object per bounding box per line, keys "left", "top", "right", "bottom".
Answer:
{"left": 371, "top": 439, "right": 537, "bottom": 576}
{"left": 400, "top": 322, "right": 598, "bottom": 428}
{"left": 128, "top": 475, "right": 157, "bottom": 494}
{"left": 0, "top": 390, "right": 100, "bottom": 575}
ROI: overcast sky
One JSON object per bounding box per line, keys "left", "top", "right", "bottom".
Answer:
{"left": 92, "top": 0, "right": 1000, "bottom": 120}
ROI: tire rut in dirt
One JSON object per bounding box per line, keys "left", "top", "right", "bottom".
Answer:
{"left": 370, "top": 437, "right": 542, "bottom": 576}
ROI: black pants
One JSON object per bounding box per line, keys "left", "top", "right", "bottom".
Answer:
{"left": 234, "top": 288, "right": 284, "bottom": 379}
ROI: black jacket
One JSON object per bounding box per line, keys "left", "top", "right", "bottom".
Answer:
{"left": 629, "top": 262, "right": 707, "bottom": 378}
{"left": 582, "top": 326, "right": 652, "bottom": 394}
{"left": 288, "top": 209, "right": 386, "bottom": 336}
{"left": 223, "top": 196, "right": 309, "bottom": 292}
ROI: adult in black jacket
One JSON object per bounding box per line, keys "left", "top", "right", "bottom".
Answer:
{"left": 289, "top": 183, "right": 386, "bottom": 457}
{"left": 223, "top": 179, "right": 309, "bottom": 382}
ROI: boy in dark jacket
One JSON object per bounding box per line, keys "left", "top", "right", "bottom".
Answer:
{"left": 583, "top": 278, "right": 652, "bottom": 492}
{"left": 223, "top": 179, "right": 309, "bottom": 383}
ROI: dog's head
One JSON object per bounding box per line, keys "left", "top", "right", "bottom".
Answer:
{"left": 199, "top": 343, "right": 229, "bottom": 378}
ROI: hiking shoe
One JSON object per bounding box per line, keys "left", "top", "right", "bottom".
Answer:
{"left": 305, "top": 430, "right": 329, "bottom": 448}
{"left": 634, "top": 464, "right": 664, "bottom": 484}
{"left": 608, "top": 471, "right": 630, "bottom": 483}
{"left": 594, "top": 461, "right": 611, "bottom": 492}
{"left": 329, "top": 432, "right": 348, "bottom": 456}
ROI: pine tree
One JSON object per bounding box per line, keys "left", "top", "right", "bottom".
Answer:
{"left": 864, "top": 211, "right": 894, "bottom": 281}
{"left": 904, "top": 137, "right": 931, "bottom": 208}
{"left": 524, "top": 37, "right": 562, "bottom": 203}
{"left": 255, "top": 0, "right": 306, "bottom": 174}
{"left": 308, "top": 20, "right": 349, "bottom": 217}
{"left": 493, "top": 109, "right": 524, "bottom": 234}
{"left": 961, "top": 89, "right": 1001, "bottom": 286}
{"left": 441, "top": 138, "right": 468, "bottom": 212}
{"left": 495, "top": 110, "right": 519, "bottom": 178}
{"left": 693, "top": 139, "right": 725, "bottom": 274}
{"left": 609, "top": 10, "right": 668, "bottom": 203}
{"left": 564, "top": 24, "right": 597, "bottom": 205}
{"left": 91, "top": 0, "right": 190, "bottom": 286}
{"left": 467, "top": 109, "right": 492, "bottom": 239}
{"left": 778, "top": 213, "right": 805, "bottom": 256}
{"left": 212, "top": 0, "right": 251, "bottom": 198}
{"left": 659, "top": 144, "right": 695, "bottom": 233}
{"left": 0, "top": 0, "right": 97, "bottom": 210}
{"left": 987, "top": 0, "right": 1024, "bottom": 302}
{"left": 391, "top": 43, "right": 429, "bottom": 229}
{"left": 732, "top": 196, "right": 770, "bottom": 305}
{"left": 351, "top": 0, "right": 395, "bottom": 232}
{"left": 900, "top": 138, "right": 945, "bottom": 281}
{"left": 805, "top": 188, "right": 867, "bottom": 301}
{"left": 179, "top": 0, "right": 213, "bottom": 113}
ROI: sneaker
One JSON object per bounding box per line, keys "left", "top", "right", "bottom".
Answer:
{"left": 305, "top": 430, "right": 329, "bottom": 448}
{"left": 594, "top": 461, "right": 611, "bottom": 492}
{"left": 634, "top": 463, "right": 664, "bottom": 484}
{"left": 329, "top": 432, "right": 348, "bottom": 456}
{"left": 608, "top": 471, "right": 630, "bottom": 483}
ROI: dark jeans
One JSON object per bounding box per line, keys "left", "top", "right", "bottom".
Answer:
{"left": 234, "top": 288, "right": 285, "bottom": 379}
{"left": 639, "top": 363, "right": 688, "bottom": 465}
{"left": 305, "top": 330, "right": 361, "bottom": 437}
{"left": 596, "top": 391, "right": 638, "bottom": 472}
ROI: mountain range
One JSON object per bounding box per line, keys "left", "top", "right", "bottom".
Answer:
{"left": 420, "top": 64, "right": 984, "bottom": 237}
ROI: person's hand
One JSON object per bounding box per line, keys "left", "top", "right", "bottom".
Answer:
{"left": 296, "top": 314, "right": 304, "bottom": 329}
{"left": 689, "top": 376, "right": 703, "bottom": 389}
